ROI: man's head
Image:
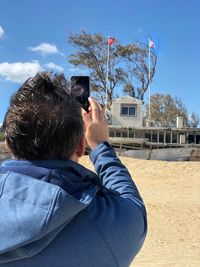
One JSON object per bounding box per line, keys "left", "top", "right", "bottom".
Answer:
{"left": 3, "top": 72, "right": 84, "bottom": 160}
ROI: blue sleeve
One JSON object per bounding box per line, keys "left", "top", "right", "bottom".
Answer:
{"left": 90, "top": 141, "right": 145, "bottom": 210}
{"left": 89, "top": 142, "right": 147, "bottom": 265}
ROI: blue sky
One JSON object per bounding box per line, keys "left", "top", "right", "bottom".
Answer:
{"left": 0, "top": 0, "right": 199, "bottom": 123}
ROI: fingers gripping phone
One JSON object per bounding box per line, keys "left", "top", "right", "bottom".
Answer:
{"left": 71, "top": 76, "right": 90, "bottom": 112}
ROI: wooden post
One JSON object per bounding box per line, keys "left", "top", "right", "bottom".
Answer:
{"left": 170, "top": 130, "right": 173, "bottom": 144}
{"left": 186, "top": 131, "right": 189, "bottom": 144}
{"left": 177, "top": 133, "right": 179, "bottom": 144}
{"left": 119, "top": 143, "right": 122, "bottom": 155}
{"left": 164, "top": 131, "right": 166, "bottom": 144}
{"left": 194, "top": 134, "right": 197, "bottom": 144}
{"left": 157, "top": 131, "right": 160, "bottom": 143}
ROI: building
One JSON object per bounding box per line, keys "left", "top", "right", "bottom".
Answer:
{"left": 111, "top": 96, "right": 143, "bottom": 127}
{"left": 109, "top": 96, "right": 200, "bottom": 146}
{"left": 109, "top": 125, "right": 200, "bottom": 145}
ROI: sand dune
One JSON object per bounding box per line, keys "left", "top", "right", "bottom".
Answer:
{"left": 80, "top": 157, "right": 200, "bottom": 267}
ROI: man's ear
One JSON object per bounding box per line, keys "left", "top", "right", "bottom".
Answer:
{"left": 4, "top": 139, "right": 12, "bottom": 154}
{"left": 75, "top": 136, "right": 86, "bottom": 158}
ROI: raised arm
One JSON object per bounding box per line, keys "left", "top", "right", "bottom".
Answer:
{"left": 82, "top": 98, "right": 145, "bottom": 209}
{"left": 82, "top": 98, "right": 147, "bottom": 265}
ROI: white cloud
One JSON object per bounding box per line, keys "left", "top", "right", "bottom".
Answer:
{"left": 69, "top": 67, "right": 85, "bottom": 73}
{"left": 0, "top": 61, "right": 42, "bottom": 83}
{"left": 28, "top": 42, "right": 62, "bottom": 56}
{"left": 0, "top": 26, "right": 5, "bottom": 39}
{"left": 44, "top": 62, "right": 64, "bottom": 72}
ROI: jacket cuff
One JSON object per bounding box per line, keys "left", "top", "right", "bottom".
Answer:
{"left": 89, "top": 141, "right": 114, "bottom": 164}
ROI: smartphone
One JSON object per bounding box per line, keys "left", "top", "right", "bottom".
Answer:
{"left": 71, "top": 76, "right": 90, "bottom": 112}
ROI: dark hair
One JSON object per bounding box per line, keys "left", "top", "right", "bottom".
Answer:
{"left": 3, "top": 72, "right": 84, "bottom": 160}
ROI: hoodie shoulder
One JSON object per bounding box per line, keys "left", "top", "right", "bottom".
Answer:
{"left": 0, "top": 171, "right": 89, "bottom": 264}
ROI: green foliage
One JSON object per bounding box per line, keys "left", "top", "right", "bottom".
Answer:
{"left": 68, "top": 31, "right": 122, "bottom": 107}
{"left": 68, "top": 31, "right": 157, "bottom": 109}
{"left": 144, "top": 93, "right": 188, "bottom": 127}
{"left": 117, "top": 43, "right": 157, "bottom": 100}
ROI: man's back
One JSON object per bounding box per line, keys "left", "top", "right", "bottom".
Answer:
{"left": 0, "top": 143, "right": 147, "bottom": 267}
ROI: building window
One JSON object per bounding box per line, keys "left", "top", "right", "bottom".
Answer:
{"left": 121, "top": 104, "right": 136, "bottom": 116}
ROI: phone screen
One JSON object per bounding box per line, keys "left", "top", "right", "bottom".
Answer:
{"left": 71, "top": 76, "right": 90, "bottom": 112}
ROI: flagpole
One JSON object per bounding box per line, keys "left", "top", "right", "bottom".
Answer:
{"left": 148, "top": 38, "right": 151, "bottom": 120}
{"left": 106, "top": 37, "right": 110, "bottom": 111}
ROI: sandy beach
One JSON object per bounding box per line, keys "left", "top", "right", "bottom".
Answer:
{"left": 80, "top": 156, "right": 200, "bottom": 267}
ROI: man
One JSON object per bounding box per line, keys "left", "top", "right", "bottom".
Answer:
{"left": 0, "top": 72, "right": 147, "bottom": 267}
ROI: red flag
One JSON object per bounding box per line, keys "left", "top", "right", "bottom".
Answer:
{"left": 108, "top": 37, "right": 115, "bottom": 45}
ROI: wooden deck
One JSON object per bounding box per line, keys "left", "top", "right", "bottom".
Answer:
{"left": 109, "top": 125, "right": 200, "bottom": 147}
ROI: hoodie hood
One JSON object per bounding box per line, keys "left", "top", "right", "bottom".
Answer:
{"left": 0, "top": 160, "right": 100, "bottom": 264}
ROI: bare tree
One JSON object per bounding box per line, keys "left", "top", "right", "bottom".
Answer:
{"left": 190, "top": 112, "right": 200, "bottom": 127}
{"left": 117, "top": 42, "right": 157, "bottom": 100}
{"left": 144, "top": 93, "right": 188, "bottom": 127}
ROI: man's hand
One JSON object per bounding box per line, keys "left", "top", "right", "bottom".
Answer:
{"left": 82, "top": 97, "right": 109, "bottom": 150}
